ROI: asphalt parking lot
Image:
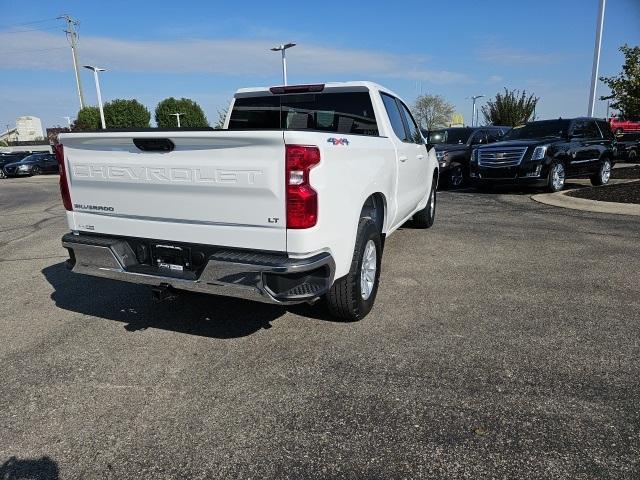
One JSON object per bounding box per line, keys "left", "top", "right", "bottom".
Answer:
{"left": 1, "top": 175, "right": 639, "bottom": 479}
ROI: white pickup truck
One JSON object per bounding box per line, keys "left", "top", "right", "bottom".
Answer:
{"left": 57, "top": 81, "right": 438, "bottom": 320}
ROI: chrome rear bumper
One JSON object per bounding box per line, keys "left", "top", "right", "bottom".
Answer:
{"left": 61, "top": 233, "right": 335, "bottom": 305}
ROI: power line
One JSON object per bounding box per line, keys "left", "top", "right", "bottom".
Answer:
{"left": 0, "top": 17, "right": 58, "bottom": 29}
{"left": 3, "top": 46, "right": 68, "bottom": 55}
{"left": 0, "top": 25, "right": 61, "bottom": 35}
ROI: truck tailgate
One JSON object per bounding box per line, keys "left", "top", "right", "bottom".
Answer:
{"left": 60, "top": 131, "right": 287, "bottom": 251}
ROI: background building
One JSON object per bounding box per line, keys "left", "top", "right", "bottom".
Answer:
{"left": 16, "top": 116, "right": 45, "bottom": 141}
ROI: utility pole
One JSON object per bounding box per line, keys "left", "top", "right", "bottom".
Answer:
{"left": 59, "top": 14, "right": 86, "bottom": 109}
{"left": 171, "top": 113, "right": 184, "bottom": 128}
{"left": 588, "top": 0, "right": 606, "bottom": 117}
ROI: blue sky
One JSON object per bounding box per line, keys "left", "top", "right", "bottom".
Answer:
{"left": 1, "top": 0, "right": 639, "bottom": 130}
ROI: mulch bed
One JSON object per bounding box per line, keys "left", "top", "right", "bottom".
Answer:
{"left": 567, "top": 180, "right": 640, "bottom": 205}
{"left": 611, "top": 165, "right": 640, "bottom": 179}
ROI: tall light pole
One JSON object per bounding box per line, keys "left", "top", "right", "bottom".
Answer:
{"left": 83, "top": 65, "right": 106, "bottom": 129}
{"left": 59, "top": 15, "right": 86, "bottom": 109}
{"left": 171, "top": 113, "right": 184, "bottom": 128}
{"left": 270, "top": 43, "right": 296, "bottom": 85}
{"left": 469, "top": 95, "right": 484, "bottom": 127}
{"left": 588, "top": 0, "right": 606, "bottom": 117}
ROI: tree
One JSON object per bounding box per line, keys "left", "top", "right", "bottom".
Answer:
{"left": 213, "top": 107, "right": 228, "bottom": 130}
{"left": 103, "top": 99, "right": 150, "bottom": 129}
{"left": 600, "top": 44, "right": 640, "bottom": 119}
{"left": 482, "top": 88, "right": 539, "bottom": 126}
{"left": 411, "top": 95, "right": 455, "bottom": 130}
{"left": 73, "top": 106, "right": 101, "bottom": 131}
{"left": 155, "top": 97, "right": 209, "bottom": 128}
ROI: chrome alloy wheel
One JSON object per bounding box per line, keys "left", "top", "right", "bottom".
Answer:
{"left": 360, "top": 239, "right": 377, "bottom": 300}
{"left": 601, "top": 160, "right": 611, "bottom": 183}
{"left": 552, "top": 163, "right": 565, "bottom": 191}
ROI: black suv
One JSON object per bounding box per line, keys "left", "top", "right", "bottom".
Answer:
{"left": 422, "top": 126, "right": 509, "bottom": 187}
{"left": 470, "top": 118, "right": 616, "bottom": 192}
{"left": 615, "top": 132, "right": 639, "bottom": 162}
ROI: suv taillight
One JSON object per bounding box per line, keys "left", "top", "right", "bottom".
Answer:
{"left": 54, "top": 144, "right": 72, "bottom": 211}
{"left": 286, "top": 145, "right": 320, "bottom": 229}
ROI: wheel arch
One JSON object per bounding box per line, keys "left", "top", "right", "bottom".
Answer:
{"left": 360, "top": 192, "right": 387, "bottom": 234}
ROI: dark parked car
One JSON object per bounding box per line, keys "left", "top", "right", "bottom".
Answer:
{"left": 422, "top": 126, "right": 510, "bottom": 186}
{"left": 3, "top": 153, "right": 58, "bottom": 177}
{"left": 615, "top": 132, "right": 639, "bottom": 162}
{"left": 0, "top": 152, "right": 32, "bottom": 179}
{"left": 470, "top": 118, "right": 616, "bottom": 192}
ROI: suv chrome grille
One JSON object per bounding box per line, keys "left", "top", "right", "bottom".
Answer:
{"left": 478, "top": 147, "right": 527, "bottom": 167}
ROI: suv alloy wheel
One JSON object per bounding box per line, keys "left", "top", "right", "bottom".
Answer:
{"left": 547, "top": 162, "right": 566, "bottom": 192}
{"left": 591, "top": 159, "right": 612, "bottom": 186}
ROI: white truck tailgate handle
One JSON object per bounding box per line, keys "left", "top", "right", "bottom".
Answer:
{"left": 417, "top": 155, "right": 424, "bottom": 160}
{"left": 399, "top": 156, "right": 408, "bottom": 162}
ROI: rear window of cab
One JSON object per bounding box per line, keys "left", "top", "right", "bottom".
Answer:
{"left": 228, "top": 91, "right": 379, "bottom": 136}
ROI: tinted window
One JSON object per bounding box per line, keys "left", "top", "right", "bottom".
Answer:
{"left": 427, "top": 130, "right": 446, "bottom": 144}
{"left": 442, "top": 128, "right": 474, "bottom": 144}
{"left": 398, "top": 100, "right": 423, "bottom": 144}
{"left": 572, "top": 120, "right": 600, "bottom": 139}
{"left": 504, "top": 120, "right": 570, "bottom": 140}
{"left": 486, "top": 129, "right": 504, "bottom": 143}
{"left": 596, "top": 120, "right": 615, "bottom": 140}
{"left": 381, "top": 93, "right": 408, "bottom": 141}
{"left": 470, "top": 130, "right": 487, "bottom": 145}
{"left": 229, "top": 91, "right": 378, "bottom": 136}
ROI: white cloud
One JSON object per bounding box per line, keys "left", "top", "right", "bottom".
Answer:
{"left": 1, "top": 31, "right": 471, "bottom": 85}
{"left": 479, "top": 45, "right": 561, "bottom": 66}
{"left": 486, "top": 75, "right": 503, "bottom": 84}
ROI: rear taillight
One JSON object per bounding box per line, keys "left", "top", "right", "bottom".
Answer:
{"left": 286, "top": 145, "right": 320, "bottom": 229}
{"left": 54, "top": 144, "right": 72, "bottom": 211}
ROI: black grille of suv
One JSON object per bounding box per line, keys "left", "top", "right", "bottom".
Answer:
{"left": 478, "top": 147, "right": 527, "bottom": 167}
{"left": 4, "top": 166, "right": 16, "bottom": 175}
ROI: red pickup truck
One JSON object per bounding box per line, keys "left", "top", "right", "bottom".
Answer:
{"left": 609, "top": 117, "right": 640, "bottom": 134}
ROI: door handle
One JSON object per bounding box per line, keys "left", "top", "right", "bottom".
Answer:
{"left": 417, "top": 155, "right": 424, "bottom": 160}
{"left": 399, "top": 156, "right": 408, "bottom": 162}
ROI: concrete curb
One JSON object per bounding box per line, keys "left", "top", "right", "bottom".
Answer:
{"left": 531, "top": 183, "right": 640, "bottom": 217}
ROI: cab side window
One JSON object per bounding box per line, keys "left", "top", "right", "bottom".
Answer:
{"left": 381, "top": 93, "right": 409, "bottom": 142}
{"left": 397, "top": 101, "right": 423, "bottom": 144}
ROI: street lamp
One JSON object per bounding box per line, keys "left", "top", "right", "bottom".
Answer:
{"left": 83, "top": 65, "right": 107, "bottom": 129}
{"left": 468, "top": 95, "right": 484, "bottom": 127}
{"left": 270, "top": 43, "right": 296, "bottom": 85}
{"left": 588, "top": 0, "right": 606, "bottom": 117}
{"left": 171, "top": 113, "right": 184, "bottom": 128}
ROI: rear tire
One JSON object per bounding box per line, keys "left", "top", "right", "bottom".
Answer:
{"left": 628, "top": 150, "right": 637, "bottom": 163}
{"left": 325, "top": 218, "right": 381, "bottom": 321}
{"left": 412, "top": 183, "right": 436, "bottom": 228}
{"left": 0, "top": 170, "right": 5, "bottom": 179}
{"left": 591, "top": 159, "right": 612, "bottom": 186}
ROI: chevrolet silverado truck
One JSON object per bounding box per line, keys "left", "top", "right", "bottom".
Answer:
{"left": 57, "top": 82, "right": 438, "bottom": 320}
